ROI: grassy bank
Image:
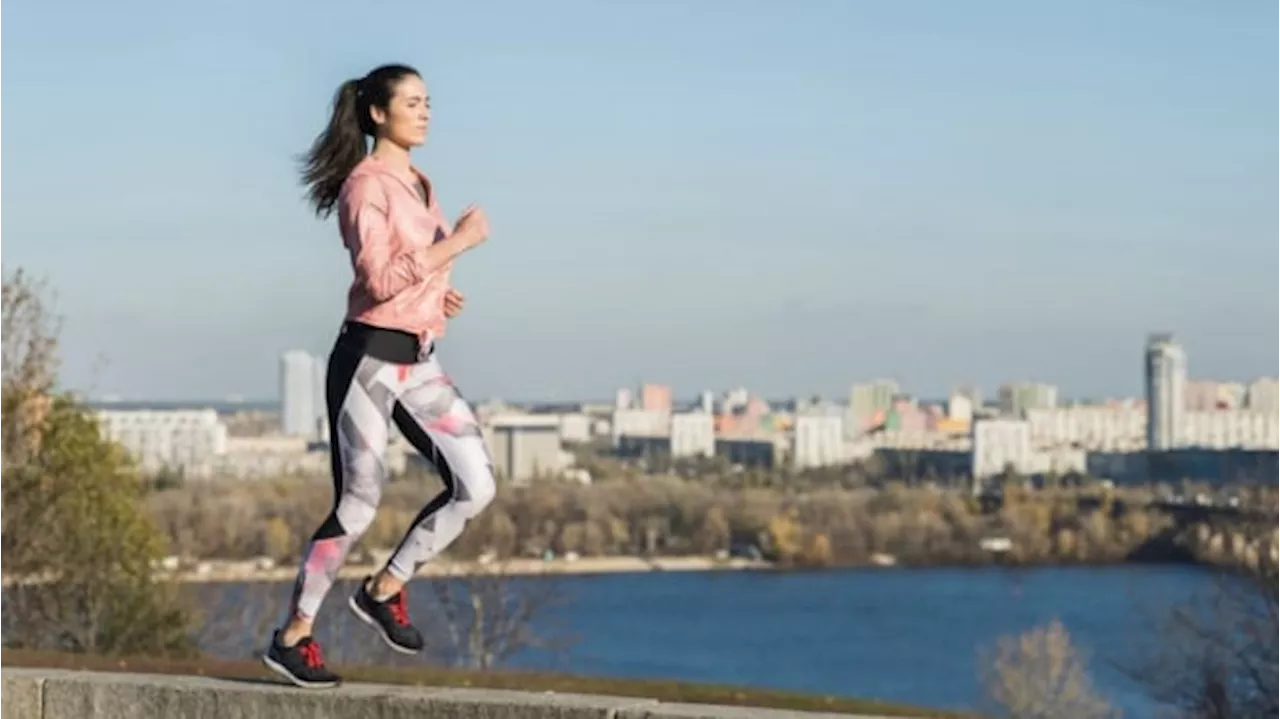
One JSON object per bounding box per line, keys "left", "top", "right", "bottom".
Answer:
{"left": 2, "top": 650, "right": 972, "bottom": 717}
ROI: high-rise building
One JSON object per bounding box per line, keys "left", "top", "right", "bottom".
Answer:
{"left": 953, "top": 384, "right": 982, "bottom": 411}
{"left": 614, "top": 387, "right": 633, "bottom": 411}
{"left": 640, "top": 383, "right": 672, "bottom": 413}
{"left": 280, "top": 350, "right": 318, "bottom": 438}
{"left": 793, "top": 414, "right": 845, "bottom": 469}
{"left": 997, "top": 382, "right": 1058, "bottom": 417}
{"left": 1247, "top": 377, "right": 1279, "bottom": 414}
{"left": 1145, "top": 333, "right": 1187, "bottom": 450}
{"left": 671, "top": 412, "right": 715, "bottom": 458}
{"left": 1185, "top": 380, "right": 1247, "bottom": 411}
{"left": 848, "top": 380, "right": 898, "bottom": 433}
{"left": 722, "top": 388, "right": 751, "bottom": 415}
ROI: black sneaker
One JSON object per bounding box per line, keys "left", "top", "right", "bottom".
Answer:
{"left": 348, "top": 577, "right": 424, "bottom": 654}
{"left": 261, "top": 631, "right": 341, "bottom": 689}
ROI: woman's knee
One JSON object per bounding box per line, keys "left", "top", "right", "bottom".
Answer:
{"left": 460, "top": 468, "right": 496, "bottom": 515}
{"left": 334, "top": 486, "right": 383, "bottom": 536}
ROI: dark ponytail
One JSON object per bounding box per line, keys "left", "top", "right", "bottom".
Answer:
{"left": 300, "top": 64, "right": 422, "bottom": 218}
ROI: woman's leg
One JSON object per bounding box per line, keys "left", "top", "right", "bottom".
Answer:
{"left": 347, "top": 354, "right": 496, "bottom": 652}
{"left": 263, "top": 345, "right": 398, "bottom": 685}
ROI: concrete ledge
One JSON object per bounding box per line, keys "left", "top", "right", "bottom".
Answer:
{"left": 0, "top": 668, "right": 883, "bottom": 719}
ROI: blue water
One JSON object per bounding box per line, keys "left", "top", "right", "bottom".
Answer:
{"left": 200, "top": 564, "right": 1220, "bottom": 716}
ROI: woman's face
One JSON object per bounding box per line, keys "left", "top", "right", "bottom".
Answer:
{"left": 372, "top": 74, "right": 430, "bottom": 148}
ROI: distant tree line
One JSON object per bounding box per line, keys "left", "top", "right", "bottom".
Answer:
{"left": 147, "top": 463, "right": 1277, "bottom": 574}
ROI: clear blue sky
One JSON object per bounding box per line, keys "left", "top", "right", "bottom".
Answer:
{"left": 4, "top": 0, "right": 1276, "bottom": 402}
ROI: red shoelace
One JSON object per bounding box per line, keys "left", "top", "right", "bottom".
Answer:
{"left": 299, "top": 640, "right": 326, "bottom": 669}
{"left": 387, "top": 589, "right": 410, "bottom": 626}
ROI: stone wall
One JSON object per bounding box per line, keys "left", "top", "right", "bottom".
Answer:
{"left": 0, "top": 668, "right": 883, "bottom": 719}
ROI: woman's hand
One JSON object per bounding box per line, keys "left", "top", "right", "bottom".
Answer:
{"left": 443, "top": 288, "right": 466, "bottom": 318}
{"left": 453, "top": 205, "right": 489, "bottom": 249}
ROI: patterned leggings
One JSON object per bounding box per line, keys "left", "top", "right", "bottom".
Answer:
{"left": 289, "top": 323, "right": 496, "bottom": 620}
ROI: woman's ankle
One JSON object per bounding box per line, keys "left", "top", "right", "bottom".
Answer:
{"left": 369, "top": 569, "right": 405, "bottom": 600}
{"left": 279, "top": 619, "right": 313, "bottom": 647}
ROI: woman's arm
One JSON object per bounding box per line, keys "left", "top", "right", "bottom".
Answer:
{"left": 341, "top": 178, "right": 478, "bottom": 302}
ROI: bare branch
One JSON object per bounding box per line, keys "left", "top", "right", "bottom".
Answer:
{"left": 1118, "top": 564, "right": 1278, "bottom": 718}
{"left": 979, "top": 618, "right": 1120, "bottom": 719}
{"left": 419, "top": 561, "right": 577, "bottom": 670}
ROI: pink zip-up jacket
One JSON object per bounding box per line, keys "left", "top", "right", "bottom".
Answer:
{"left": 337, "top": 155, "right": 454, "bottom": 343}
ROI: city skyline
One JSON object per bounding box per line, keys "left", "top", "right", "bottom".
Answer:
{"left": 97, "top": 330, "right": 1279, "bottom": 408}
{"left": 98, "top": 331, "right": 1278, "bottom": 485}
{"left": 5, "top": 1, "right": 1275, "bottom": 401}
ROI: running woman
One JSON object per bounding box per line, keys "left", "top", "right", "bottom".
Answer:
{"left": 262, "top": 63, "right": 497, "bottom": 688}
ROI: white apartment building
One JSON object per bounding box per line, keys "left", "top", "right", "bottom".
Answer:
{"left": 1247, "top": 377, "right": 1279, "bottom": 413}
{"left": 1026, "top": 405, "right": 1279, "bottom": 452}
{"left": 485, "top": 414, "right": 570, "bottom": 484}
{"left": 671, "top": 412, "right": 715, "bottom": 458}
{"left": 1182, "top": 411, "right": 1279, "bottom": 450}
{"left": 953, "top": 385, "right": 982, "bottom": 411}
{"left": 558, "top": 413, "right": 592, "bottom": 444}
{"left": 1025, "top": 405, "right": 1146, "bottom": 451}
{"left": 721, "top": 388, "right": 752, "bottom": 415}
{"left": 863, "top": 428, "right": 970, "bottom": 452}
{"left": 971, "top": 418, "right": 1032, "bottom": 479}
{"left": 611, "top": 408, "right": 671, "bottom": 446}
{"left": 211, "top": 436, "right": 329, "bottom": 479}
{"left": 1025, "top": 446, "right": 1088, "bottom": 476}
{"left": 97, "top": 409, "right": 229, "bottom": 478}
{"left": 1185, "top": 380, "right": 1246, "bottom": 411}
{"left": 947, "top": 393, "right": 974, "bottom": 422}
{"left": 793, "top": 414, "right": 845, "bottom": 469}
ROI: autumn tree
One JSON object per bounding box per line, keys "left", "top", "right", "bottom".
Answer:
{"left": 763, "top": 509, "right": 802, "bottom": 563}
{"left": 979, "top": 619, "right": 1118, "bottom": 718}
{"left": 802, "top": 533, "right": 834, "bottom": 567}
{"left": 1, "top": 269, "right": 59, "bottom": 468}
{"left": 694, "top": 506, "right": 731, "bottom": 554}
{"left": 1, "top": 269, "right": 193, "bottom": 655}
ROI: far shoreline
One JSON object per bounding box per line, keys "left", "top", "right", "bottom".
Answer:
{"left": 166, "top": 555, "right": 776, "bottom": 584}
{"left": 160, "top": 553, "right": 1230, "bottom": 585}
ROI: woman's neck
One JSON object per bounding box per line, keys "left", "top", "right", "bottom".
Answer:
{"left": 370, "top": 139, "right": 413, "bottom": 174}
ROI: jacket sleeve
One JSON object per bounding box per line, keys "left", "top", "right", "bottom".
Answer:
{"left": 339, "top": 176, "right": 427, "bottom": 303}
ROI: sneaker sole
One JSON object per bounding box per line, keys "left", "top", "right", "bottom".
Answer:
{"left": 347, "top": 595, "right": 421, "bottom": 655}
{"left": 261, "top": 653, "right": 340, "bottom": 689}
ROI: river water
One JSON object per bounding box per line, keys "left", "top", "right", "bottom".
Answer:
{"left": 191, "top": 564, "right": 1227, "bottom": 716}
